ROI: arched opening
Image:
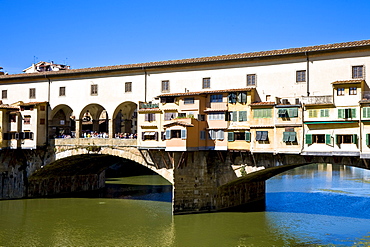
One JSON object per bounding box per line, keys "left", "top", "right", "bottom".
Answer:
{"left": 79, "top": 104, "right": 108, "bottom": 137}
{"left": 113, "top": 102, "right": 137, "bottom": 138}
{"left": 49, "top": 104, "right": 75, "bottom": 138}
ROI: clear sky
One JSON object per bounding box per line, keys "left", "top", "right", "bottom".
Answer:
{"left": 1, "top": 0, "right": 370, "bottom": 74}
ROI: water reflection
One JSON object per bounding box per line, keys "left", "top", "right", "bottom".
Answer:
{"left": 1, "top": 164, "right": 370, "bottom": 246}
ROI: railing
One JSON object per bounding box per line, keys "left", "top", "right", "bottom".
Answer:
{"left": 54, "top": 138, "right": 137, "bottom": 147}
{"left": 205, "top": 102, "right": 228, "bottom": 111}
{"left": 139, "top": 103, "right": 159, "bottom": 109}
{"left": 301, "top": 95, "right": 333, "bottom": 105}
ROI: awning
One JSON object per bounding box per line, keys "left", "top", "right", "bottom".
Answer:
{"left": 144, "top": 132, "right": 156, "bottom": 136}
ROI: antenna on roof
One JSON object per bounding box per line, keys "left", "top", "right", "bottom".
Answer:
{"left": 33, "top": 56, "right": 38, "bottom": 64}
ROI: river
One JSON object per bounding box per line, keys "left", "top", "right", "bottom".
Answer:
{"left": 0, "top": 163, "right": 370, "bottom": 246}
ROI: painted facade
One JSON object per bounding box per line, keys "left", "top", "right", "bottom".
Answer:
{"left": 0, "top": 39, "right": 368, "bottom": 158}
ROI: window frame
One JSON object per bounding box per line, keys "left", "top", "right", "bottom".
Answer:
{"left": 1, "top": 90, "right": 7, "bottom": 99}
{"left": 184, "top": 97, "right": 194, "bottom": 105}
{"left": 352, "top": 65, "right": 364, "bottom": 79}
{"left": 59, "top": 86, "right": 66, "bottom": 96}
{"left": 337, "top": 88, "right": 345, "bottom": 96}
{"left": 296, "top": 70, "right": 306, "bottom": 82}
{"left": 161, "top": 80, "right": 170, "bottom": 93}
{"left": 91, "top": 84, "right": 98, "bottom": 96}
{"left": 202, "top": 77, "right": 210, "bottom": 89}
{"left": 247, "top": 74, "right": 256, "bottom": 86}
{"left": 349, "top": 87, "right": 357, "bottom": 95}
{"left": 29, "top": 88, "right": 36, "bottom": 99}
{"left": 125, "top": 82, "right": 132, "bottom": 93}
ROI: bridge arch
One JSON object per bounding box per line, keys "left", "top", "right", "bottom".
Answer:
{"left": 112, "top": 101, "right": 137, "bottom": 137}
{"left": 49, "top": 104, "right": 75, "bottom": 138}
{"left": 79, "top": 103, "right": 109, "bottom": 136}
{"left": 54, "top": 146, "right": 173, "bottom": 184}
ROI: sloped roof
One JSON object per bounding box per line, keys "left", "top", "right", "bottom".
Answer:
{"left": 159, "top": 88, "right": 253, "bottom": 97}
{"left": 163, "top": 120, "right": 194, "bottom": 128}
{"left": 1, "top": 39, "right": 370, "bottom": 79}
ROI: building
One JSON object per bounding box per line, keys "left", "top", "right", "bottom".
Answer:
{"left": 0, "top": 39, "right": 368, "bottom": 156}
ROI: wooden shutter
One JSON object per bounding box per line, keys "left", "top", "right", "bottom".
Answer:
{"left": 338, "top": 109, "right": 344, "bottom": 119}
{"left": 352, "top": 134, "right": 357, "bottom": 144}
{"left": 367, "top": 134, "right": 370, "bottom": 145}
{"left": 289, "top": 132, "right": 296, "bottom": 142}
{"left": 181, "top": 129, "right": 187, "bottom": 139}
{"left": 232, "top": 111, "right": 237, "bottom": 122}
{"left": 305, "top": 134, "right": 312, "bottom": 144}
{"left": 283, "top": 132, "right": 290, "bottom": 142}
{"left": 228, "top": 132, "right": 234, "bottom": 142}
{"left": 351, "top": 108, "right": 356, "bottom": 118}
{"left": 325, "top": 134, "right": 331, "bottom": 145}
{"left": 245, "top": 132, "right": 251, "bottom": 142}
{"left": 166, "top": 130, "right": 170, "bottom": 140}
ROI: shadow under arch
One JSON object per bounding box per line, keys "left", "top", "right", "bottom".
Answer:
{"left": 112, "top": 101, "right": 137, "bottom": 137}
{"left": 49, "top": 104, "right": 75, "bottom": 138}
{"left": 29, "top": 154, "right": 172, "bottom": 201}
{"left": 79, "top": 103, "right": 108, "bottom": 136}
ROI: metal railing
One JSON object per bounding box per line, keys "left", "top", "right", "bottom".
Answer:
{"left": 301, "top": 95, "right": 333, "bottom": 105}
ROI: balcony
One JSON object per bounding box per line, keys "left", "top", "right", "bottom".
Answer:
{"left": 301, "top": 95, "right": 333, "bottom": 105}
{"left": 139, "top": 103, "right": 159, "bottom": 109}
{"left": 205, "top": 102, "right": 228, "bottom": 112}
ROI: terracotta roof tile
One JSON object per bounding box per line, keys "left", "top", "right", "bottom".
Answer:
{"left": 159, "top": 88, "right": 253, "bottom": 97}
{"left": 250, "top": 102, "right": 275, "bottom": 106}
{"left": 164, "top": 120, "right": 194, "bottom": 128}
{"left": 332, "top": 79, "right": 365, "bottom": 85}
{"left": 2, "top": 39, "right": 370, "bottom": 79}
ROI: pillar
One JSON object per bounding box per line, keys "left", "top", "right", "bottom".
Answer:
{"left": 108, "top": 119, "right": 114, "bottom": 138}
{"left": 75, "top": 119, "right": 81, "bottom": 138}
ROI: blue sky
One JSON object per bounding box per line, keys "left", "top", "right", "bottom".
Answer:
{"left": 1, "top": 0, "right": 370, "bottom": 74}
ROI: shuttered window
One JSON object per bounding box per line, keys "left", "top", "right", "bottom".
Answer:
{"left": 363, "top": 108, "right": 370, "bottom": 118}
{"left": 238, "top": 111, "right": 247, "bottom": 121}
{"left": 253, "top": 109, "right": 272, "bottom": 118}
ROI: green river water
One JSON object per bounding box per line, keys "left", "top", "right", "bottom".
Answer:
{"left": 1, "top": 164, "right": 370, "bottom": 246}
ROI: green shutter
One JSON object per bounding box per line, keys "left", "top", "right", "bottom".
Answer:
{"left": 325, "top": 134, "right": 332, "bottom": 145}
{"left": 338, "top": 109, "right": 344, "bottom": 119}
{"left": 289, "top": 132, "right": 297, "bottom": 142}
{"left": 283, "top": 132, "right": 290, "bottom": 142}
{"left": 367, "top": 134, "right": 370, "bottom": 145}
{"left": 245, "top": 132, "right": 251, "bottom": 142}
{"left": 320, "top": 109, "right": 329, "bottom": 118}
{"left": 364, "top": 108, "right": 370, "bottom": 118}
{"left": 288, "top": 108, "right": 298, "bottom": 117}
{"left": 305, "top": 134, "right": 312, "bottom": 144}
{"left": 228, "top": 132, "right": 234, "bottom": 142}
{"left": 351, "top": 108, "right": 356, "bottom": 118}
{"left": 240, "top": 92, "right": 247, "bottom": 103}
{"left": 232, "top": 111, "right": 238, "bottom": 121}
{"left": 239, "top": 111, "right": 247, "bottom": 121}
{"left": 353, "top": 134, "right": 357, "bottom": 144}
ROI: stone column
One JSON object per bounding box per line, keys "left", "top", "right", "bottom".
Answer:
{"left": 92, "top": 120, "right": 99, "bottom": 132}
{"left": 108, "top": 119, "right": 114, "bottom": 138}
{"left": 75, "top": 119, "right": 81, "bottom": 138}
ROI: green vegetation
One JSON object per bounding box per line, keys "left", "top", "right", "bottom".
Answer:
{"left": 29, "top": 154, "right": 122, "bottom": 180}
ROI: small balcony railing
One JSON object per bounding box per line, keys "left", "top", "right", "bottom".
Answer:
{"left": 301, "top": 95, "right": 333, "bottom": 105}
{"left": 139, "top": 103, "right": 159, "bottom": 109}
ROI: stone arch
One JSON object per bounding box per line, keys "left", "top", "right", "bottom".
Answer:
{"left": 112, "top": 101, "right": 137, "bottom": 137}
{"left": 79, "top": 103, "right": 109, "bottom": 137}
{"left": 54, "top": 147, "right": 173, "bottom": 184}
{"left": 49, "top": 104, "right": 75, "bottom": 138}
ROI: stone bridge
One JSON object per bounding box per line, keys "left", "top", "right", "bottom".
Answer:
{"left": 1, "top": 139, "right": 370, "bottom": 214}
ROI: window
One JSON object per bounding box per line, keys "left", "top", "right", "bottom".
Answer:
{"left": 238, "top": 111, "right": 247, "bottom": 121}
{"left": 337, "top": 88, "right": 345, "bottom": 96}
{"left": 277, "top": 108, "right": 298, "bottom": 118}
{"left": 305, "top": 134, "right": 331, "bottom": 145}
{"left": 208, "top": 112, "right": 225, "bottom": 120}
{"left": 210, "top": 94, "right": 222, "bottom": 103}
{"left": 366, "top": 134, "right": 370, "bottom": 145}
{"left": 40, "top": 105, "right": 46, "bottom": 111}
{"left": 161, "top": 80, "right": 170, "bottom": 92}
{"left": 24, "top": 116, "right": 31, "bottom": 124}
{"left": 142, "top": 132, "right": 158, "bottom": 141}
{"left": 349, "top": 87, "right": 357, "bottom": 95}
{"left": 22, "top": 131, "right": 34, "bottom": 140}
{"left": 320, "top": 109, "right": 329, "bottom": 118}
{"left": 228, "top": 92, "right": 247, "bottom": 104}
{"left": 247, "top": 74, "right": 256, "bottom": 86}
{"left": 208, "top": 130, "right": 224, "bottom": 140}
{"left": 29, "top": 88, "right": 36, "bottom": 99}
{"left": 338, "top": 108, "right": 356, "bottom": 119}
{"left": 256, "top": 131, "right": 268, "bottom": 141}
{"left": 226, "top": 111, "right": 238, "bottom": 122}
{"left": 296, "top": 70, "right": 306, "bottom": 82}
{"left": 352, "top": 65, "right": 364, "bottom": 79}
{"left": 164, "top": 112, "right": 176, "bottom": 121}
{"left": 200, "top": 130, "right": 206, "bottom": 140}
{"left": 308, "top": 109, "right": 318, "bottom": 118}
{"left": 336, "top": 134, "right": 357, "bottom": 144}
{"left": 161, "top": 97, "right": 175, "bottom": 103}
{"left": 363, "top": 107, "right": 370, "bottom": 118}
{"left": 253, "top": 108, "right": 272, "bottom": 118}
{"left": 2, "top": 90, "right": 7, "bottom": 99}
{"left": 125, "top": 82, "right": 132, "bottom": 93}
{"left": 144, "top": 113, "right": 156, "bottom": 122}
{"left": 197, "top": 114, "right": 205, "bottom": 121}
{"left": 202, "top": 78, "right": 210, "bottom": 89}
{"left": 228, "top": 131, "right": 251, "bottom": 142}
{"left": 184, "top": 97, "right": 194, "bottom": 104}
{"left": 283, "top": 132, "right": 297, "bottom": 142}
{"left": 59, "top": 87, "right": 66, "bottom": 96}
{"left": 91, "top": 84, "right": 98, "bottom": 95}
{"left": 168, "top": 129, "right": 186, "bottom": 139}
{"left": 40, "top": 118, "right": 45, "bottom": 125}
